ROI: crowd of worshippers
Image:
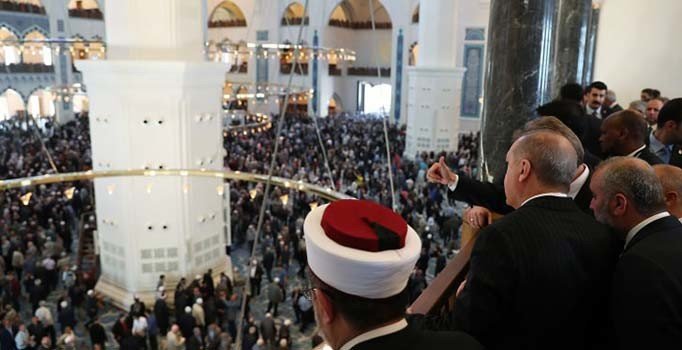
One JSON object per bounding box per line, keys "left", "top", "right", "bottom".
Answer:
{"left": 0, "top": 112, "right": 483, "bottom": 349}
{"left": 0, "top": 118, "right": 96, "bottom": 349}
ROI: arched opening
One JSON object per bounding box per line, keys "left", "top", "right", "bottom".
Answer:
{"left": 281, "top": 2, "right": 309, "bottom": 26}
{"left": 0, "top": 27, "right": 21, "bottom": 66}
{"left": 223, "top": 82, "right": 249, "bottom": 111}
{"left": 328, "top": 51, "right": 342, "bottom": 76}
{"left": 328, "top": 94, "right": 343, "bottom": 116}
{"left": 358, "top": 82, "right": 391, "bottom": 115}
{"left": 409, "top": 42, "right": 418, "bottom": 66}
{"left": 286, "top": 93, "right": 308, "bottom": 117}
{"left": 412, "top": 4, "right": 419, "bottom": 23}
{"left": 328, "top": 0, "right": 392, "bottom": 29}
{"left": 0, "top": 89, "right": 26, "bottom": 120}
{"left": 279, "top": 40, "right": 309, "bottom": 75}
{"left": 209, "top": 40, "right": 248, "bottom": 73}
{"left": 27, "top": 88, "right": 55, "bottom": 118}
{"left": 68, "top": 0, "right": 103, "bottom": 20}
{"left": 208, "top": 1, "right": 247, "bottom": 28}
{"left": 22, "top": 30, "right": 51, "bottom": 65}
{"left": 70, "top": 36, "right": 104, "bottom": 61}
{"left": 0, "top": 0, "right": 46, "bottom": 15}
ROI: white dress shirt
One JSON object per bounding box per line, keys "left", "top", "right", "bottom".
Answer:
{"left": 339, "top": 319, "right": 408, "bottom": 350}
{"left": 520, "top": 193, "right": 569, "bottom": 208}
{"left": 568, "top": 165, "right": 590, "bottom": 199}
{"left": 625, "top": 145, "right": 646, "bottom": 158}
{"left": 625, "top": 212, "right": 671, "bottom": 248}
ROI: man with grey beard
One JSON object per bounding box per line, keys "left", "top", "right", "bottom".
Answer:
{"left": 589, "top": 157, "right": 682, "bottom": 349}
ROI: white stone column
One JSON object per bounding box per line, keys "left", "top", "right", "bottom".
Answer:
{"left": 404, "top": 0, "right": 466, "bottom": 158}
{"left": 77, "top": 0, "right": 229, "bottom": 308}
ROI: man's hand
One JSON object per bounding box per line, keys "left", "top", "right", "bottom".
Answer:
{"left": 426, "top": 156, "right": 457, "bottom": 185}
{"left": 456, "top": 279, "right": 467, "bottom": 298}
{"left": 464, "top": 206, "right": 493, "bottom": 229}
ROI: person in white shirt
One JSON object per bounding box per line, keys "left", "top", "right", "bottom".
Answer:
{"left": 192, "top": 298, "right": 205, "bottom": 328}
{"left": 132, "top": 314, "right": 148, "bottom": 348}
{"left": 35, "top": 301, "right": 53, "bottom": 326}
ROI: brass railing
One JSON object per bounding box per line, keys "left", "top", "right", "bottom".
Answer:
{"left": 0, "top": 169, "right": 351, "bottom": 202}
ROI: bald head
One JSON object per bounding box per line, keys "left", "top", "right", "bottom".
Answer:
{"left": 653, "top": 164, "right": 682, "bottom": 218}
{"left": 509, "top": 131, "right": 577, "bottom": 189}
{"left": 594, "top": 157, "right": 665, "bottom": 217}
{"left": 600, "top": 110, "right": 648, "bottom": 155}
{"left": 522, "top": 116, "right": 584, "bottom": 165}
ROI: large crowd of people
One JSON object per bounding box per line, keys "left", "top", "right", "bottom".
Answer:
{"left": 0, "top": 111, "right": 479, "bottom": 349}
{"left": 0, "top": 118, "right": 94, "bottom": 349}
{"left": 1, "top": 78, "right": 681, "bottom": 350}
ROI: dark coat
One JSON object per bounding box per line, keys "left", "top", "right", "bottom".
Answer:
{"left": 89, "top": 322, "right": 107, "bottom": 345}
{"left": 581, "top": 113, "right": 605, "bottom": 158}
{"left": 352, "top": 323, "right": 483, "bottom": 350}
{"left": 0, "top": 328, "right": 17, "bottom": 350}
{"left": 633, "top": 146, "right": 664, "bottom": 165}
{"left": 449, "top": 197, "right": 620, "bottom": 349}
{"left": 611, "top": 215, "right": 682, "bottom": 350}
{"left": 178, "top": 313, "right": 196, "bottom": 339}
{"left": 669, "top": 145, "right": 682, "bottom": 168}
{"left": 448, "top": 162, "right": 597, "bottom": 216}
{"left": 154, "top": 299, "right": 170, "bottom": 334}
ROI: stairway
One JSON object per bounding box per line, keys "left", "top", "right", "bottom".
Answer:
{"left": 77, "top": 212, "right": 100, "bottom": 281}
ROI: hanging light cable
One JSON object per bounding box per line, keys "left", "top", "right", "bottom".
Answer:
{"left": 368, "top": 0, "right": 397, "bottom": 211}
{"left": 234, "top": 0, "right": 311, "bottom": 348}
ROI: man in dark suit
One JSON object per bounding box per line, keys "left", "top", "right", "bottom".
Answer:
{"left": 589, "top": 157, "right": 682, "bottom": 349}
{"left": 435, "top": 116, "right": 597, "bottom": 221}
{"left": 303, "top": 200, "right": 483, "bottom": 350}
{"left": 584, "top": 81, "right": 612, "bottom": 119}
{"left": 603, "top": 89, "right": 623, "bottom": 115}
{"left": 670, "top": 144, "right": 682, "bottom": 168}
{"left": 537, "top": 99, "right": 604, "bottom": 159}
{"left": 428, "top": 131, "right": 619, "bottom": 349}
{"left": 599, "top": 110, "right": 663, "bottom": 165}
{"left": 648, "top": 98, "right": 682, "bottom": 165}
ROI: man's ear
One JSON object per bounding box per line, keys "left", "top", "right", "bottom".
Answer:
{"left": 611, "top": 193, "right": 628, "bottom": 217}
{"left": 664, "top": 191, "right": 679, "bottom": 206}
{"left": 314, "top": 290, "right": 335, "bottom": 325}
{"left": 518, "top": 159, "right": 531, "bottom": 183}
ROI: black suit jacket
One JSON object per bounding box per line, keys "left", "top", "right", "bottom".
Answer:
{"left": 581, "top": 114, "right": 604, "bottom": 159}
{"left": 611, "top": 215, "right": 682, "bottom": 350}
{"left": 603, "top": 104, "right": 623, "bottom": 118}
{"left": 448, "top": 197, "right": 620, "bottom": 349}
{"left": 448, "top": 174, "right": 513, "bottom": 215}
{"left": 352, "top": 323, "right": 483, "bottom": 350}
{"left": 669, "top": 145, "right": 682, "bottom": 168}
{"left": 448, "top": 161, "right": 598, "bottom": 216}
{"left": 633, "top": 146, "right": 664, "bottom": 165}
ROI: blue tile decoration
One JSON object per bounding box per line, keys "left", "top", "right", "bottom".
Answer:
{"left": 460, "top": 44, "right": 484, "bottom": 118}
{"left": 394, "top": 29, "right": 403, "bottom": 122}
{"left": 465, "top": 27, "right": 485, "bottom": 41}
{"left": 256, "top": 30, "right": 268, "bottom": 41}
{"left": 256, "top": 45, "right": 268, "bottom": 83}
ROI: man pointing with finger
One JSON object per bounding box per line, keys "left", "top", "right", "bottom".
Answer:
{"left": 420, "top": 130, "right": 620, "bottom": 349}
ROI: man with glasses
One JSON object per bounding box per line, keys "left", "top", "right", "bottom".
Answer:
{"left": 302, "top": 199, "right": 482, "bottom": 350}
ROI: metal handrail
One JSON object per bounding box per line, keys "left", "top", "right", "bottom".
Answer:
{"left": 0, "top": 169, "right": 352, "bottom": 201}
